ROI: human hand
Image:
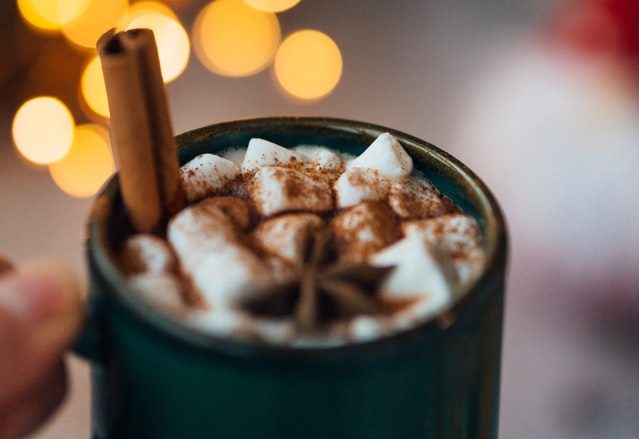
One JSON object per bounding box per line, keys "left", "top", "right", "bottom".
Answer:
{"left": 0, "top": 255, "right": 82, "bottom": 438}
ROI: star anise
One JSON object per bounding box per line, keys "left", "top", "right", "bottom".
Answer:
{"left": 242, "top": 228, "right": 395, "bottom": 331}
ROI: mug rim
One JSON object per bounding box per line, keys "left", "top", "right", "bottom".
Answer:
{"left": 87, "top": 116, "right": 508, "bottom": 362}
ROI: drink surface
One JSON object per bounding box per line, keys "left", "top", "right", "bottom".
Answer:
{"left": 119, "top": 133, "right": 485, "bottom": 347}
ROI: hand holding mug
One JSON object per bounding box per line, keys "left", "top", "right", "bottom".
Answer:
{"left": 0, "top": 256, "right": 81, "bottom": 438}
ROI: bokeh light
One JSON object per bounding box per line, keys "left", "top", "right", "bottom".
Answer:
{"left": 274, "top": 30, "right": 342, "bottom": 100}
{"left": 193, "top": 0, "right": 281, "bottom": 77}
{"left": 81, "top": 56, "right": 109, "bottom": 117}
{"left": 124, "top": 12, "right": 190, "bottom": 83}
{"left": 243, "top": 0, "right": 300, "bottom": 13}
{"left": 49, "top": 124, "right": 115, "bottom": 197}
{"left": 121, "top": 1, "right": 177, "bottom": 24}
{"left": 17, "top": 0, "right": 91, "bottom": 31}
{"left": 62, "top": 0, "right": 128, "bottom": 49}
{"left": 12, "top": 97, "right": 75, "bottom": 165}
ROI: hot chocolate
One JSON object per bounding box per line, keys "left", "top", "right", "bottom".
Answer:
{"left": 119, "top": 133, "right": 485, "bottom": 346}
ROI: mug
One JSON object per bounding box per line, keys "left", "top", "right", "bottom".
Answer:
{"left": 75, "top": 117, "right": 508, "bottom": 439}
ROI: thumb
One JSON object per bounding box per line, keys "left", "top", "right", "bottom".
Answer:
{"left": 0, "top": 261, "right": 82, "bottom": 404}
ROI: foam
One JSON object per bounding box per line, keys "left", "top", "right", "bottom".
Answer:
{"left": 293, "top": 145, "right": 346, "bottom": 170}
{"left": 187, "top": 308, "right": 249, "bottom": 337}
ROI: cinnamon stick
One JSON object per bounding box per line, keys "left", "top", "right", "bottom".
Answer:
{"left": 98, "top": 29, "right": 184, "bottom": 233}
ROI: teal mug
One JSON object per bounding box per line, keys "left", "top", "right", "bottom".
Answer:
{"left": 76, "top": 117, "right": 508, "bottom": 439}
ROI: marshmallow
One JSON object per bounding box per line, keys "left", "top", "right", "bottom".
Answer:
{"left": 188, "top": 309, "right": 249, "bottom": 337}
{"left": 167, "top": 198, "right": 238, "bottom": 269}
{"left": 388, "top": 294, "right": 451, "bottom": 330}
{"left": 389, "top": 176, "right": 452, "bottom": 219}
{"left": 203, "top": 196, "right": 251, "bottom": 230}
{"left": 219, "top": 147, "right": 246, "bottom": 166}
{"left": 179, "top": 154, "right": 240, "bottom": 202}
{"left": 252, "top": 319, "right": 295, "bottom": 345}
{"left": 249, "top": 166, "right": 333, "bottom": 216}
{"left": 254, "top": 214, "right": 325, "bottom": 265}
{"left": 334, "top": 168, "right": 390, "bottom": 208}
{"left": 370, "top": 232, "right": 454, "bottom": 304}
{"left": 120, "top": 234, "right": 176, "bottom": 274}
{"left": 293, "top": 145, "right": 345, "bottom": 170}
{"left": 128, "top": 272, "right": 186, "bottom": 314}
{"left": 332, "top": 201, "right": 402, "bottom": 263}
{"left": 402, "top": 214, "right": 485, "bottom": 286}
{"left": 348, "top": 133, "right": 413, "bottom": 178}
{"left": 192, "top": 245, "right": 273, "bottom": 307}
{"left": 242, "top": 138, "right": 306, "bottom": 172}
{"left": 348, "top": 316, "right": 387, "bottom": 342}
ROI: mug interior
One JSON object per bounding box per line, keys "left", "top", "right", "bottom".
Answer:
{"left": 88, "top": 117, "right": 507, "bottom": 359}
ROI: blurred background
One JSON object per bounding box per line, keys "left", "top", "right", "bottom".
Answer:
{"left": 1, "top": 0, "right": 638, "bottom": 437}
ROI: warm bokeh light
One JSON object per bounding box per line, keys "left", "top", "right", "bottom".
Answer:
{"left": 81, "top": 56, "right": 109, "bottom": 117}
{"left": 121, "top": 1, "right": 177, "bottom": 24}
{"left": 49, "top": 124, "right": 115, "bottom": 197}
{"left": 243, "top": 0, "right": 300, "bottom": 13}
{"left": 12, "top": 97, "right": 75, "bottom": 165}
{"left": 17, "top": 0, "right": 91, "bottom": 31}
{"left": 193, "top": 0, "right": 281, "bottom": 77}
{"left": 124, "top": 12, "right": 190, "bottom": 82}
{"left": 274, "top": 30, "right": 342, "bottom": 100}
{"left": 62, "top": 0, "right": 128, "bottom": 49}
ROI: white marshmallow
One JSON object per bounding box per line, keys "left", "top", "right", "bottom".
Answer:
{"left": 249, "top": 166, "right": 333, "bottom": 216}
{"left": 334, "top": 168, "right": 390, "bottom": 208}
{"left": 128, "top": 272, "right": 186, "bottom": 314}
{"left": 388, "top": 176, "right": 447, "bottom": 219}
{"left": 348, "top": 316, "right": 387, "bottom": 342}
{"left": 389, "top": 294, "right": 451, "bottom": 330}
{"left": 179, "top": 154, "right": 240, "bottom": 202}
{"left": 332, "top": 201, "right": 401, "bottom": 263}
{"left": 167, "top": 198, "right": 272, "bottom": 308}
{"left": 187, "top": 309, "right": 248, "bottom": 337}
{"left": 370, "top": 232, "right": 454, "bottom": 303}
{"left": 402, "top": 214, "right": 484, "bottom": 286}
{"left": 252, "top": 319, "right": 295, "bottom": 345}
{"left": 348, "top": 133, "right": 413, "bottom": 178}
{"left": 253, "top": 214, "right": 324, "bottom": 265}
{"left": 192, "top": 245, "right": 272, "bottom": 307}
{"left": 242, "top": 138, "right": 306, "bottom": 172}
{"left": 293, "top": 145, "right": 345, "bottom": 170}
{"left": 121, "top": 234, "right": 176, "bottom": 274}
{"left": 167, "top": 199, "right": 238, "bottom": 269}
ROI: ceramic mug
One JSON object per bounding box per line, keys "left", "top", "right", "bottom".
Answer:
{"left": 74, "top": 117, "right": 508, "bottom": 439}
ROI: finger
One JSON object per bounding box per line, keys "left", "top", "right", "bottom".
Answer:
{"left": 0, "top": 361, "right": 67, "bottom": 439}
{"left": 0, "top": 253, "right": 12, "bottom": 277}
{"left": 0, "top": 261, "right": 81, "bottom": 404}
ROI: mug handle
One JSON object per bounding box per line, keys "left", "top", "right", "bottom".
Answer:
{"left": 71, "top": 295, "right": 106, "bottom": 364}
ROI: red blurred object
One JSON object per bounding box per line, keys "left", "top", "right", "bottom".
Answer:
{"left": 552, "top": 0, "right": 639, "bottom": 74}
